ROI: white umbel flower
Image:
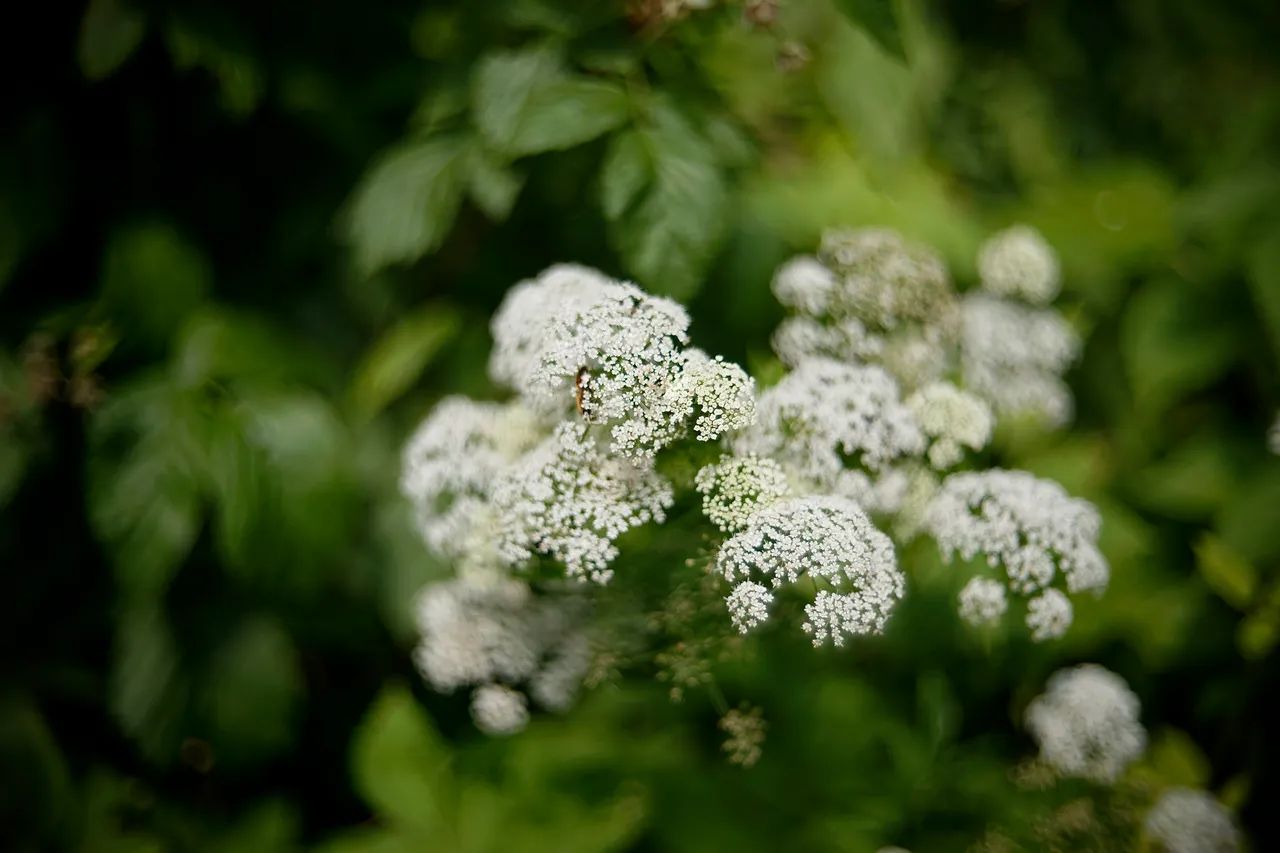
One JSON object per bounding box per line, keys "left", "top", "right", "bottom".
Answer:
{"left": 906, "top": 382, "right": 994, "bottom": 469}
{"left": 1024, "top": 664, "right": 1147, "bottom": 783}
{"left": 666, "top": 348, "right": 756, "bottom": 442}
{"left": 717, "top": 495, "right": 903, "bottom": 645}
{"left": 695, "top": 455, "right": 791, "bottom": 533}
{"left": 772, "top": 255, "right": 838, "bottom": 316}
{"left": 977, "top": 224, "right": 1062, "bottom": 305}
{"left": 734, "top": 357, "right": 924, "bottom": 487}
{"left": 770, "top": 315, "right": 882, "bottom": 368}
{"left": 957, "top": 577, "right": 1008, "bottom": 627}
{"left": 400, "top": 397, "right": 542, "bottom": 560}
{"left": 1026, "top": 589, "right": 1074, "bottom": 641}
{"left": 491, "top": 422, "right": 674, "bottom": 583}
{"left": 1144, "top": 788, "right": 1241, "bottom": 853}
{"left": 960, "top": 293, "right": 1080, "bottom": 428}
{"left": 725, "top": 580, "right": 774, "bottom": 633}
{"left": 925, "top": 469, "right": 1109, "bottom": 596}
{"left": 470, "top": 684, "right": 530, "bottom": 735}
{"left": 817, "top": 228, "right": 956, "bottom": 331}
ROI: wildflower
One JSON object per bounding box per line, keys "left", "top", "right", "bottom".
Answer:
{"left": 1024, "top": 664, "right": 1147, "bottom": 783}
{"left": 400, "top": 397, "right": 542, "bottom": 561}
{"left": 1144, "top": 788, "right": 1240, "bottom": 853}
{"left": 694, "top": 455, "right": 791, "bottom": 533}
{"left": 471, "top": 684, "right": 530, "bottom": 735}
{"left": 717, "top": 495, "right": 903, "bottom": 645}
{"left": 719, "top": 703, "right": 766, "bottom": 767}
{"left": 771, "top": 255, "right": 838, "bottom": 316}
{"left": 816, "top": 228, "right": 956, "bottom": 332}
{"left": 665, "top": 348, "right": 756, "bottom": 443}
{"left": 957, "top": 577, "right": 1008, "bottom": 627}
{"left": 734, "top": 357, "right": 924, "bottom": 487}
{"left": 925, "top": 468, "right": 1109, "bottom": 596}
{"left": 491, "top": 421, "right": 674, "bottom": 582}
{"left": 905, "top": 381, "right": 994, "bottom": 469}
{"left": 1026, "top": 588, "right": 1074, "bottom": 641}
{"left": 960, "top": 293, "right": 1080, "bottom": 427}
{"left": 835, "top": 467, "right": 910, "bottom": 515}
{"left": 977, "top": 224, "right": 1062, "bottom": 305}
{"left": 771, "top": 315, "right": 882, "bottom": 368}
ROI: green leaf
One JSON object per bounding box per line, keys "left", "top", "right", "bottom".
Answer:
{"left": 467, "top": 149, "right": 525, "bottom": 221}
{"left": 347, "top": 304, "right": 461, "bottom": 422}
{"left": 1194, "top": 532, "right": 1257, "bottom": 611}
{"left": 352, "top": 684, "right": 455, "bottom": 834}
{"left": 506, "top": 79, "right": 630, "bottom": 157}
{"left": 471, "top": 46, "right": 564, "bottom": 152}
{"left": 0, "top": 695, "right": 74, "bottom": 848}
{"left": 174, "top": 308, "right": 329, "bottom": 388}
{"left": 312, "top": 830, "right": 415, "bottom": 853}
{"left": 78, "top": 0, "right": 147, "bottom": 81}
{"left": 88, "top": 378, "right": 202, "bottom": 598}
{"left": 344, "top": 137, "right": 468, "bottom": 276}
{"left": 1129, "top": 435, "right": 1237, "bottom": 521}
{"left": 109, "top": 603, "right": 189, "bottom": 764}
{"left": 1140, "top": 728, "right": 1212, "bottom": 789}
{"left": 612, "top": 105, "right": 730, "bottom": 299}
{"left": 99, "top": 223, "right": 212, "bottom": 350}
{"left": 1247, "top": 225, "right": 1280, "bottom": 363}
{"left": 1238, "top": 606, "right": 1280, "bottom": 660}
{"left": 833, "top": 0, "right": 906, "bottom": 62}
{"left": 207, "top": 801, "right": 299, "bottom": 853}
{"left": 199, "top": 617, "right": 303, "bottom": 765}
{"left": 599, "top": 130, "right": 651, "bottom": 221}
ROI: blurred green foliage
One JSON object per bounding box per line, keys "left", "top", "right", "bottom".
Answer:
{"left": 4, "top": 0, "right": 1280, "bottom": 851}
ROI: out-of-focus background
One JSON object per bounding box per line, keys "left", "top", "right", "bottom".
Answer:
{"left": 3, "top": 0, "right": 1280, "bottom": 851}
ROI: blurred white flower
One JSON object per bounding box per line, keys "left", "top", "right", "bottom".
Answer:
{"left": 471, "top": 684, "right": 530, "bottom": 735}
{"left": 1025, "top": 588, "right": 1074, "bottom": 641}
{"left": 977, "top": 224, "right": 1062, "bottom": 305}
{"left": 770, "top": 315, "right": 882, "bottom": 368}
{"left": 491, "top": 421, "right": 673, "bottom": 582}
{"left": 816, "top": 228, "right": 956, "bottom": 332}
{"left": 960, "top": 293, "right": 1080, "bottom": 428}
{"left": 834, "top": 467, "right": 910, "bottom": 516}
{"left": 734, "top": 357, "right": 924, "bottom": 487}
{"left": 1269, "top": 411, "right": 1280, "bottom": 454}
{"left": 695, "top": 455, "right": 791, "bottom": 533}
{"left": 906, "top": 382, "right": 994, "bottom": 469}
{"left": 529, "top": 630, "right": 592, "bottom": 713}
{"left": 400, "top": 397, "right": 542, "bottom": 560}
{"left": 1145, "top": 788, "right": 1241, "bottom": 853}
{"left": 772, "top": 255, "right": 838, "bottom": 316}
{"left": 957, "top": 577, "right": 1008, "bottom": 627}
{"left": 1024, "top": 664, "right": 1146, "bottom": 783}
{"left": 718, "top": 495, "right": 903, "bottom": 645}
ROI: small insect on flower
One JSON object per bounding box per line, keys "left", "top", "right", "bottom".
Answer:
{"left": 574, "top": 365, "right": 591, "bottom": 418}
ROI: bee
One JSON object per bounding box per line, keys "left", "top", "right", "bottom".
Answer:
{"left": 575, "top": 366, "right": 591, "bottom": 418}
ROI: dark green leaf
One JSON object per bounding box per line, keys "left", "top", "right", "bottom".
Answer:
{"left": 471, "top": 46, "right": 564, "bottom": 152}
{"left": 506, "top": 79, "right": 630, "bottom": 157}
{"left": 1247, "top": 224, "right": 1280, "bottom": 363}
{"left": 109, "top": 604, "right": 189, "bottom": 764}
{"left": 344, "top": 137, "right": 468, "bottom": 276}
{"left": 347, "top": 304, "right": 461, "bottom": 422}
{"left": 599, "top": 130, "right": 651, "bottom": 221}
{"left": 352, "top": 684, "right": 454, "bottom": 834}
{"left": 1193, "top": 532, "right": 1257, "bottom": 611}
{"left": 78, "top": 0, "right": 147, "bottom": 81}
{"left": 173, "top": 308, "right": 332, "bottom": 388}
{"left": 467, "top": 149, "right": 525, "bottom": 221}
{"left": 99, "top": 223, "right": 212, "bottom": 350}
{"left": 206, "top": 801, "right": 299, "bottom": 853}
{"left": 834, "top": 0, "right": 907, "bottom": 62}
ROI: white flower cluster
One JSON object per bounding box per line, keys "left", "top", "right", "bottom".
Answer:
{"left": 404, "top": 264, "right": 758, "bottom": 731}
{"left": 490, "top": 264, "right": 753, "bottom": 459}
{"left": 717, "top": 496, "right": 904, "bottom": 646}
{"left": 906, "top": 381, "right": 994, "bottom": 470}
{"left": 1144, "top": 788, "right": 1241, "bottom": 853}
{"left": 962, "top": 225, "right": 1079, "bottom": 427}
{"left": 694, "top": 455, "right": 791, "bottom": 533}
{"left": 1024, "top": 664, "right": 1147, "bottom": 783}
{"left": 413, "top": 573, "right": 592, "bottom": 734}
{"left": 924, "top": 469, "right": 1109, "bottom": 640}
{"left": 1269, "top": 411, "right": 1280, "bottom": 455}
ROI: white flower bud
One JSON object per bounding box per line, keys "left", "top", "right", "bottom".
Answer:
{"left": 470, "top": 684, "right": 529, "bottom": 735}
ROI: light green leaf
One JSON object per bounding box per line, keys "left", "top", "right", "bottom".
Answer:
{"left": 1238, "top": 607, "right": 1280, "bottom": 661}
{"left": 347, "top": 304, "right": 460, "bottom": 422}
{"left": 467, "top": 150, "right": 525, "bottom": 221}
{"left": 599, "top": 130, "right": 651, "bottom": 221}
{"left": 1139, "top": 728, "right": 1212, "bottom": 789}
{"left": 99, "top": 223, "right": 212, "bottom": 350}
{"left": 612, "top": 105, "right": 730, "bottom": 299}
{"left": 471, "top": 46, "right": 564, "bottom": 152}
{"left": 174, "top": 308, "right": 328, "bottom": 388}
{"left": 1194, "top": 532, "right": 1257, "bottom": 611}
{"left": 78, "top": 0, "right": 147, "bottom": 81}
{"left": 109, "top": 604, "right": 189, "bottom": 764}
{"left": 506, "top": 79, "right": 630, "bottom": 157}
{"left": 833, "top": 0, "right": 906, "bottom": 62}
{"left": 352, "top": 684, "right": 455, "bottom": 834}
{"left": 345, "top": 137, "right": 468, "bottom": 276}
{"left": 199, "top": 617, "right": 303, "bottom": 765}
{"left": 1214, "top": 464, "right": 1280, "bottom": 563}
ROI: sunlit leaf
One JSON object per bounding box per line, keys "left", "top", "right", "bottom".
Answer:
{"left": 351, "top": 684, "right": 455, "bottom": 834}
{"left": 347, "top": 304, "right": 460, "bottom": 422}
{"left": 344, "top": 137, "right": 469, "bottom": 276}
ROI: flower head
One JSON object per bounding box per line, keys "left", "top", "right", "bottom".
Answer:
{"left": 906, "top": 381, "right": 994, "bottom": 469}
{"left": 717, "top": 495, "right": 903, "bottom": 645}
{"left": 1144, "top": 788, "right": 1240, "bottom": 853}
{"left": 1024, "top": 664, "right": 1146, "bottom": 782}
{"left": 1026, "top": 589, "right": 1074, "bottom": 641}
{"left": 978, "top": 224, "right": 1062, "bottom": 305}
{"left": 695, "top": 455, "right": 791, "bottom": 533}
{"left": 958, "top": 577, "right": 1008, "bottom": 627}
{"left": 471, "top": 684, "right": 530, "bottom": 735}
